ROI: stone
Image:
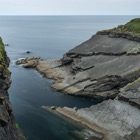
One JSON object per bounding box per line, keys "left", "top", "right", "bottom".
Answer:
{"left": 26, "top": 51, "right": 31, "bottom": 54}
{"left": 16, "top": 57, "right": 41, "bottom": 68}
{"left": 4, "top": 44, "right": 9, "bottom": 47}
{"left": 0, "top": 106, "right": 9, "bottom": 126}
{"left": 50, "top": 106, "right": 56, "bottom": 110}
{"left": 77, "top": 100, "right": 140, "bottom": 139}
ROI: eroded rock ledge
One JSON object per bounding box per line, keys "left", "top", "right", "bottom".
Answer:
{"left": 97, "top": 18, "right": 140, "bottom": 42}
{"left": 0, "top": 38, "right": 25, "bottom": 140}
{"left": 16, "top": 19, "right": 140, "bottom": 140}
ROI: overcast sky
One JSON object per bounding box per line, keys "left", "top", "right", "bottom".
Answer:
{"left": 0, "top": 0, "right": 140, "bottom": 15}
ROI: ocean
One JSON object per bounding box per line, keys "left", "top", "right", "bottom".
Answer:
{"left": 0, "top": 15, "right": 139, "bottom": 140}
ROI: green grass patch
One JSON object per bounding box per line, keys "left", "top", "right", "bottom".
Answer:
{"left": 98, "top": 18, "right": 140, "bottom": 37}
{"left": 0, "top": 37, "right": 9, "bottom": 74}
{"left": 121, "top": 18, "right": 140, "bottom": 36}
{"left": 0, "top": 37, "right": 4, "bottom": 62}
{"left": 16, "top": 123, "right": 19, "bottom": 129}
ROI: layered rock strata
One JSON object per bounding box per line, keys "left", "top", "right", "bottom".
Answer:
{"left": 16, "top": 19, "right": 140, "bottom": 140}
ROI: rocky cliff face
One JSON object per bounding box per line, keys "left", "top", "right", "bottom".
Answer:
{"left": 0, "top": 38, "right": 25, "bottom": 140}
{"left": 59, "top": 18, "right": 140, "bottom": 139}
{"left": 15, "top": 19, "right": 140, "bottom": 140}
{"left": 60, "top": 19, "right": 140, "bottom": 102}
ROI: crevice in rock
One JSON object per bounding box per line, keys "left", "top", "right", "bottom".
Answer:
{"left": 0, "top": 119, "right": 8, "bottom": 127}
{"left": 97, "top": 31, "right": 140, "bottom": 43}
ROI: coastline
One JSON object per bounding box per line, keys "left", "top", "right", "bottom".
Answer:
{"left": 42, "top": 98, "right": 140, "bottom": 140}
{"left": 42, "top": 106, "right": 105, "bottom": 140}
{"left": 15, "top": 19, "right": 140, "bottom": 140}
{"left": 0, "top": 38, "right": 25, "bottom": 140}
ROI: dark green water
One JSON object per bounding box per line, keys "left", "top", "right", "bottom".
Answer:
{"left": 0, "top": 15, "right": 139, "bottom": 140}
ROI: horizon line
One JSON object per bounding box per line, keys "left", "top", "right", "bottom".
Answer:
{"left": 0, "top": 14, "right": 140, "bottom": 16}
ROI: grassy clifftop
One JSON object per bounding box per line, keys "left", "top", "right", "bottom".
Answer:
{"left": 0, "top": 38, "right": 6, "bottom": 74}
{"left": 0, "top": 37, "right": 5, "bottom": 62}
{"left": 97, "top": 18, "right": 140, "bottom": 39}
{"left": 0, "top": 37, "right": 10, "bottom": 78}
{"left": 117, "top": 18, "right": 140, "bottom": 36}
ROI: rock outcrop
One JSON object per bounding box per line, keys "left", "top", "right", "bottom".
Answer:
{"left": 97, "top": 18, "right": 140, "bottom": 42}
{"left": 16, "top": 57, "right": 41, "bottom": 68}
{"left": 16, "top": 19, "right": 140, "bottom": 140}
{"left": 0, "top": 38, "right": 25, "bottom": 140}
{"left": 50, "top": 100, "right": 140, "bottom": 140}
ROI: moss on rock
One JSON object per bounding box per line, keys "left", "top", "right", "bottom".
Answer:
{"left": 0, "top": 37, "right": 4, "bottom": 62}
{"left": 0, "top": 37, "right": 10, "bottom": 78}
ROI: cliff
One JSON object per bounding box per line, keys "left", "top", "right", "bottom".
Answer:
{"left": 97, "top": 18, "right": 140, "bottom": 42}
{"left": 0, "top": 38, "right": 25, "bottom": 140}
{"left": 16, "top": 19, "right": 140, "bottom": 140}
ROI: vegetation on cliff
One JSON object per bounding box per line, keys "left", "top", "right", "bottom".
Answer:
{"left": 0, "top": 38, "right": 4, "bottom": 61}
{"left": 0, "top": 37, "right": 10, "bottom": 78}
{"left": 0, "top": 37, "right": 25, "bottom": 140}
{"left": 125, "top": 18, "right": 140, "bottom": 34}
{"left": 0, "top": 37, "right": 5, "bottom": 70}
{"left": 97, "top": 18, "right": 140, "bottom": 39}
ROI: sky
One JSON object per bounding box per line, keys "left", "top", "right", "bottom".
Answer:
{"left": 0, "top": 0, "right": 140, "bottom": 15}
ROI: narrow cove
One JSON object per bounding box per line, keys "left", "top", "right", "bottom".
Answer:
{"left": 9, "top": 62, "right": 100, "bottom": 140}
{"left": 0, "top": 15, "right": 136, "bottom": 140}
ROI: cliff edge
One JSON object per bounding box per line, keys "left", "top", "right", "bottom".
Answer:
{"left": 0, "top": 38, "right": 25, "bottom": 140}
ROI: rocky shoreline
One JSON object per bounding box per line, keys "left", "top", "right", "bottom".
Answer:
{"left": 16, "top": 19, "right": 140, "bottom": 140}
{"left": 42, "top": 106, "right": 104, "bottom": 140}
{"left": 0, "top": 38, "right": 25, "bottom": 140}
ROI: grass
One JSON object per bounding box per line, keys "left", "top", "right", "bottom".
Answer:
{"left": 0, "top": 37, "right": 4, "bottom": 62}
{"left": 126, "top": 19, "right": 140, "bottom": 28}
{"left": 0, "top": 37, "right": 10, "bottom": 74}
{"left": 0, "top": 38, "right": 5, "bottom": 72}
{"left": 98, "top": 18, "right": 140, "bottom": 37}
{"left": 16, "top": 123, "right": 19, "bottom": 129}
{"left": 120, "top": 18, "right": 140, "bottom": 36}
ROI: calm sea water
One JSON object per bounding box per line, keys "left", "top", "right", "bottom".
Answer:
{"left": 0, "top": 15, "right": 139, "bottom": 140}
